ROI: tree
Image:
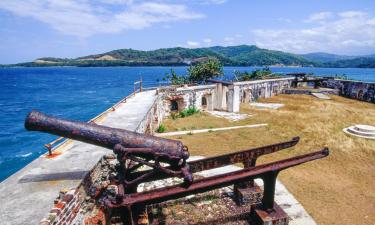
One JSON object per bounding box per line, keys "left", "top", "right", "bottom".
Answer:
{"left": 162, "top": 69, "right": 188, "bottom": 85}
{"left": 187, "top": 60, "right": 223, "bottom": 83}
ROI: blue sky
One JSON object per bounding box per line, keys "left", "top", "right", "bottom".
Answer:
{"left": 0, "top": 0, "right": 374, "bottom": 63}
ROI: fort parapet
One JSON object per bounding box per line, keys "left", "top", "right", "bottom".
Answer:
{"left": 322, "top": 79, "right": 375, "bottom": 103}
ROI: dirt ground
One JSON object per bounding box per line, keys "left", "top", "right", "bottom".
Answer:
{"left": 162, "top": 94, "right": 375, "bottom": 225}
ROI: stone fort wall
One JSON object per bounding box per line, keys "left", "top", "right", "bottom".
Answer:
{"left": 323, "top": 79, "right": 375, "bottom": 103}
{"left": 161, "top": 78, "right": 294, "bottom": 114}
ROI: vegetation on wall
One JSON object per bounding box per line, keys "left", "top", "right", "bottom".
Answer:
{"left": 234, "top": 68, "right": 281, "bottom": 81}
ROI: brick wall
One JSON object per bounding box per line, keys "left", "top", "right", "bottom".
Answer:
{"left": 39, "top": 188, "right": 82, "bottom": 225}
{"left": 39, "top": 154, "right": 116, "bottom": 225}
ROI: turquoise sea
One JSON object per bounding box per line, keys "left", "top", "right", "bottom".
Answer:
{"left": 1, "top": 66, "right": 374, "bottom": 181}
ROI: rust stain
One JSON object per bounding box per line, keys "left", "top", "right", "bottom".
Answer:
{"left": 45, "top": 151, "right": 62, "bottom": 158}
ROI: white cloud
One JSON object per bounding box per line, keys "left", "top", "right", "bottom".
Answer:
{"left": 203, "top": 38, "right": 212, "bottom": 43}
{"left": 223, "top": 37, "right": 235, "bottom": 45}
{"left": 187, "top": 41, "right": 200, "bottom": 47}
{"left": 339, "top": 11, "right": 366, "bottom": 18}
{"left": 252, "top": 11, "right": 375, "bottom": 55}
{"left": 0, "top": 0, "right": 204, "bottom": 38}
{"left": 98, "top": 0, "right": 134, "bottom": 5}
{"left": 304, "top": 11, "right": 333, "bottom": 23}
{"left": 200, "top": 0, "right": 227, "bottom": 4}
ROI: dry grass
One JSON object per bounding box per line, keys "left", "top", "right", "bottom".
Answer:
{"left": 162, "top": 94, "right": 375, "bottom": 225}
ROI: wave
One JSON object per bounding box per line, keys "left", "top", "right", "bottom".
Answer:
{"left": 83, "top": 90, "right": 97, "bottom": 94}
{"left": 17, "top": 152, "right": 32, "bottom": 158}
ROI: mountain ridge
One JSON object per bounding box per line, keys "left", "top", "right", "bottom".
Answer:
{"left": 3, "top": 45, "right": 375, "bottom": 68}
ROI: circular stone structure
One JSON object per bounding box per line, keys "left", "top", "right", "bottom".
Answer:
{"left": 343, "top": 125, "right": 375, "bottom": 140}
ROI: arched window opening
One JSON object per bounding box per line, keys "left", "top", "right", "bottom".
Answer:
{"left": 202, "top": 97, "right": 207, "bottom": 106}
{"left": 170, "top": 100, "right": 178, "bottom": 111}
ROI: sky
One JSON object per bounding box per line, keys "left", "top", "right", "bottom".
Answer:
{"left": 0, "top": 0, "right": 374, "bottom": 64}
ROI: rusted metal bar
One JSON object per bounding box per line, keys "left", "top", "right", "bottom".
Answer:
{"left": 129, "top": 137, "right": 299, "bottom": 182}
{"left": 188, "top": 136, "right": 300, "bottom": 172}
{"left": 107, "top": 148, "right": 329, "bottom": 209}
{"left": 44, "top": 143, "right": 52, "bottom": 155}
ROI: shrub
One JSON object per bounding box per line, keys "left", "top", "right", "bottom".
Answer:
{"left": 234, "top": 67, "right": 279, "bottom": 81}
{"left": 179, "top": 107, "right": 200, "bottom": 118}
{"left": 157, "top": 124, "right": 166, "bottom": 133}
{"left": 162, "top": 69, "right": 189, "bottom": 85}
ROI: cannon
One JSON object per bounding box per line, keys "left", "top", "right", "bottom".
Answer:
{"left": 25, "top": 110, "right": 329, "bottom": 225}
{"left": 25, "top": 110, "right": 193, "bottom": 189}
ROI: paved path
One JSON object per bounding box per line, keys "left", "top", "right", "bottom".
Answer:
{"left": 155, "top": 124, "right": 268, "bottom": 137}
{"left": 311, "top": 92, "right": 331, "bottom": 100}
{"left": 0, "top": 90, "right": 157, "bottom": 225}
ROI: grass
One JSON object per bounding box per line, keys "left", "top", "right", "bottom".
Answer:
{"left": 179, "top": 107, "right": 200, "bottom": 118}
{"left": 156, "top": 124, "right": 166, "bottom": 133}
{"left": 162, "top": 94, "right": 375, "bottom": 225}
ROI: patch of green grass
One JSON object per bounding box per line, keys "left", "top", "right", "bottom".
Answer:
{"left": 179, "top": 107, "right": 200, "bottom": 118}
{"left": 156, "top": 124, "right": 166, "bottom": 133}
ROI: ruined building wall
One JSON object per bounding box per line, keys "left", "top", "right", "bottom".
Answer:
{"left": 322, "top": 79, "right": 375, "bottom": 103}
{"left": 235, "top": 78, "right": 293, "bottom": 103}
{"left": 161, "top": 85, "right": 216, "bottom": 116}
{"left": 135, "top": 93, "right": 165, "bottom": 134}
{"left": 160, "top": 78, "right": 294, "bottom": 114}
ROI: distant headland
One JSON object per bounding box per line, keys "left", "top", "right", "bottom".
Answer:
{"left": 2, "top": 45, "right": 375, "bottom": 68}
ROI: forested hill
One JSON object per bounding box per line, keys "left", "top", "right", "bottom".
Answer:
{"left": 4, "top": 45, "right": 375, "bottom": 68}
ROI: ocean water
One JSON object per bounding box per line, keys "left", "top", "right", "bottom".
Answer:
{"left": 0, "top": 66, "right": 374, "bottom": 181}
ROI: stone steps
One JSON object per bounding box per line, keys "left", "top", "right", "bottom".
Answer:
{"left": 343, "top": 125, "right": 375, "bottom": 139}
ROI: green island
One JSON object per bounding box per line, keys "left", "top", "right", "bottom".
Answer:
{"left": 2, "top": 45, "right": 375, "bottom": 68}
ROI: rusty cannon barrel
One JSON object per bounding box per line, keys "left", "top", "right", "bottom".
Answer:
{"left": 25, "top": 110, "right": 189, "bottom": 164}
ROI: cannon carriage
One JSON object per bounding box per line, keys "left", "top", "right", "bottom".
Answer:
{"left": 25, "top": 110, "right": 328, "bottom": 225}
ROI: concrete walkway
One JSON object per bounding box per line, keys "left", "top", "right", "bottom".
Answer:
{"left": 0, "top": 90, "right": 157, "bottom": 225}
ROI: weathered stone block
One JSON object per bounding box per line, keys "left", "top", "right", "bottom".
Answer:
{"left": 38, "top": 218, "right": 51, "bottom": 225}
{"left": 251, "top": 202, "right": 289, "bottom": 225}
{"left": 50, "top": 207, "right": 62, "bottom": 216}
{"left": 47, "top": 212, "right": 57, "bottom": 223}
{"left": 233, "top": 184, "right": 263, "bottom": 206}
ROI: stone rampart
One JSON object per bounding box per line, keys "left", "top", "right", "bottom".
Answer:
{"left": 322, "top": 79, "right": 375, "bottom": 103}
